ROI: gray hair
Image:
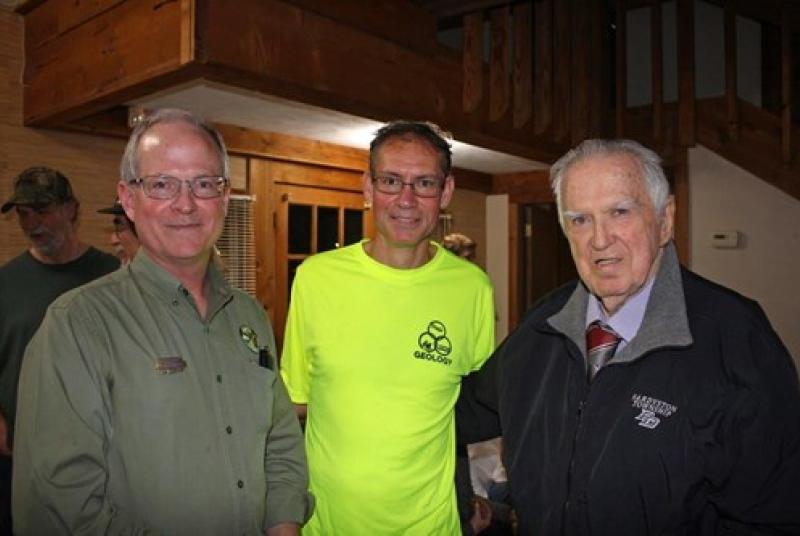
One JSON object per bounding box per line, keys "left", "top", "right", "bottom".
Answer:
{"left": 119, "top": 108, "right": 229, "bottom": 184}
{"left": 549, "top": 139, "right": 670, "bottom": 225}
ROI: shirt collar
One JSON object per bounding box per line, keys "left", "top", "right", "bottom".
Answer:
{"left": 585, "top": 272, "right": 657, "bottom": 343}
{"left": 129, "top": 249, "right": 232, "bottom": 315}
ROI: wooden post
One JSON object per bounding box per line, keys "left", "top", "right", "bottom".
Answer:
{"left": 490, "top": 6, "right": 510, "bottom": 121}
{"left": 463, "top": 12, "right": 483, "bottom": 113}
{"left": 571, "top": 0, "right": 590, "bottom": 144}
{"left": 513, "top": 1, "right": 533, "bottom": 129}
{"left": 677, "top": 0, "right": 695, "bottom": 147}
{"left": 651, "top": 0, "right": 663, "bottom": 144}
{"left": 615, "top": 0, "right": 627, "bottom": 137}
{"left": 724, "top": 0, "right": 739, "bottom": 141}
{"left": 781, "top": 4, "right": 792, "bottom": 164}
{"left": 534, "top": 0, "right": 553, "bottom": 135}
{"left": 553, "top": 0, "right": 571, "bottom": 141}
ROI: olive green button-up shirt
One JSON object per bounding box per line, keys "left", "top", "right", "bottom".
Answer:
{"left": 13, "top": 251, "right": 312, "bottom": 535}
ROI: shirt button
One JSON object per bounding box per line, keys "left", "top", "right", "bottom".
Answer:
{"left": 237, "top": 480, "right": 244, "bottom": 489}
{"left": 216, "top": 374, "right": 222, "bottom": 383}
{"left": 226, "top": 426, "right": 233, "bottom": 434}
{"left": 172, "top": 300, "right": 179, "bottom": 306}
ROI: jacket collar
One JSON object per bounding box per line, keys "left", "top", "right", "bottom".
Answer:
{"left": 547, "top": 242, "right": 693, "bottom": 361}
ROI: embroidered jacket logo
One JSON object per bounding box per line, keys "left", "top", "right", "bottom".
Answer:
{"left": 631, "top": 393, "right": 677, "bottom": 429}
{"left": 414, "top": 320, "right": 453, "bottom": 366}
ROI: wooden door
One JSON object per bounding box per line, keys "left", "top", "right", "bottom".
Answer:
{"left": 273, "top": 184, "right": 373, "bottom": 349}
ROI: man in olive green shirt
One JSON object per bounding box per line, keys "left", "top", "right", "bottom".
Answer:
{"left": 12, "top": 109, "right": 312, "bottom": 535}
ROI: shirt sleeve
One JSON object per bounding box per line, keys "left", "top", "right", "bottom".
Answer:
{"left": 469, "top": 279, "right": 496, "bottom": 372}
{"left": 262, "top": 371, "right": 314, "bottom": 529}
{"left": 279, "top": 270, "right": 311, "bottom": 404}
{"left": 12, "top": 303, "right": 154, "bottom": 535}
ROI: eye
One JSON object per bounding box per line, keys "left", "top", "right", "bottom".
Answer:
{"left": 149, "top": 176, "right": 172, "bottom": 190}
{"left": 611, "top": 207, "right": 629, "bottom": 217}
{"left": 194, "top": 177, "right": 217, "bottom": 191}
{"left": 417, "top": 177, "right": 437, "bottom": 189}
{"left": 569, "top": 215, "right": 587, "bottom": 227}
{"left": 380, "top": 176, "right": 400, "bottom": 186}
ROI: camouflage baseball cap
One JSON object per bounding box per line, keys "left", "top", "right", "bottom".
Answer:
{"left": 1, "top": 166, "right": 76, "bottom": 214}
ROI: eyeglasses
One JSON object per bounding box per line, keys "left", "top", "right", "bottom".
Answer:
{"left": 128, "top": 175, "right": 229, "bottom": 200}
{"left": 372, "top": 175, "right": 444, "bottom": 198}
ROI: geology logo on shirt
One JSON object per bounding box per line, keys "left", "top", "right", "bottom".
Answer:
{"left": 414, "top": 320, "right": 453, "bottom": 366}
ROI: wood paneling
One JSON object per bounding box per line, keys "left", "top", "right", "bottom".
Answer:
{"left": 512, "top": 1, "right": 532, "bottom": 129}
{"left": 250, "top": 158, "right": 278, "bottom": 324}
{"left": 651, "top": 0, "right": 663, "bottom": 143}
{"left": 489, "top": 6, "right": 510, "bottom": 121}
{"left": 677, "top": 0, "right": 696, "bottom": 146}
{"left": 462, "top": 12, "right": 483, "bottom": 113}
{"left": 266, "top": 160, "right": 364, "bottom": 192}
{"left": 492, "top": 169, "right": 553, "bottom": 204}
{"left": 570, "top": 0, "right": 589, "bottom": 144}
{"left": 216, "top": 124, "right": 368, "bottom": 172}
{"left": 23, "top": 0, "right": 194, "bottom": 125}
{"left": 615, "top": 0, "right": 627, "bottom": 137}
{"left": 553, "top": 0, "right": 571, "bottom": 141}
{"left": 284, "top": 0, "right": 437, "bottom": 55}
{"left": 24, "top": 0, "right": 125, "bottom": 50}
{"left": 533, "top": 0, "right": 553, "bottom": 135}
{"left": 724, "top": 0, "right": 738, "bottom": 141}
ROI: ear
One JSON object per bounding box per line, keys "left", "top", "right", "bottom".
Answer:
{"left": 362, "top": 172, "right": 374, "bottom": 208}
{"left": 117, "top": 181, "right": 136, "bottom": 223}
{"left": 221, "top": 185, "right": 230, "bottom": 217}
{"left": 439, "top": 175, "right": 455, "bottom": 209}
{"left": 659, "top": 194, "right": 676, "bottom": 246}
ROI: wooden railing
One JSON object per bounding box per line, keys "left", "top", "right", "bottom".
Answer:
{"left": 451, "top": 0, "right": 800, "bottom": 203}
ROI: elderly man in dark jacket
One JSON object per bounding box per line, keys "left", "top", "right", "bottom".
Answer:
{"left": 458, "top": 138, "right": 800, "bottom": 535}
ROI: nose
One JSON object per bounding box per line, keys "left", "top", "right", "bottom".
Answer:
{"left": 590, "top": 219, "right": 612, "bottom": 250}
{"left": 396, "top": 182, "right": 418, "bottom": 207}
{"left": 171, "top": 181, "right": 197, "bottom": 213}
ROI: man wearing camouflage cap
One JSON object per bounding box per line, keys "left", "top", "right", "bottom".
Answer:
{"left": 0, "top": 166, "right": 118, "bottom": 534}
{"left": 97, "top": 197, "right": 140, "bottom": 265}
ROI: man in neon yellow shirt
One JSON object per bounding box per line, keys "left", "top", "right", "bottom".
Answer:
{"left": 281, "top": 121, "right": 495, "bottom": 534}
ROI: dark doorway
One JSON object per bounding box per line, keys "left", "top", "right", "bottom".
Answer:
{"left": 518, "top": 203, "right": 578, "bottom": 317}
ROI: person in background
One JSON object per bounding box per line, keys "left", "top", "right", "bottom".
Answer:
{"left": 12, "top": 109, "right": 312, "bottom": 535}
{"left": 443, "top": 232, "right": 477, "bottom": 262}
{"left": 457, "top": 138, "right": 800, "bottom": 535}
{"left": 280, "top": 120, "right": 495, "bottom": 534}
{"left": 0, "top": 166, "right": 119, "bottom": 535}
{"left": 98, "top": 197, "right": 139, "bottom": 265}
{"left": 442, "top": 233, "right": 512, "bottom": 535}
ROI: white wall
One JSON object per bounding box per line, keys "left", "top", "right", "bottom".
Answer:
{"left": 486, "top": 195, "right": 509, "bottom": 344}
{"left": 689, "top": 146, "right": 800, "bottom": 366}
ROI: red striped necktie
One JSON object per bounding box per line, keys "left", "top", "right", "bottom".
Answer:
{"left": 586, "top": 320, "right": 622, "bottom": 382}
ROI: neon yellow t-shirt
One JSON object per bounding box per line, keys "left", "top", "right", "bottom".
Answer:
{"left": 281, "top": 240, "right": 495, "bottom": 535}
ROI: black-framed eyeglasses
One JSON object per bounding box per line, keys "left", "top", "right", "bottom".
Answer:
{"left": 128, "top": 175, "right": 229, "bottom": 200}
{"left": 372, "top": 175, "right": 444, "bottom": 198}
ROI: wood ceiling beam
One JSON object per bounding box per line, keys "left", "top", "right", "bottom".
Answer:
{"left": 21, "top": 0, "right": 565, "bottom": 165}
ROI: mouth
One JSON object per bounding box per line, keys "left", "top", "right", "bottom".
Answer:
{"left": 391, "top": 214, "right": 420, "bottom": 227}
{"left": 594, "top": 256, "right": 621, "bottom": 267}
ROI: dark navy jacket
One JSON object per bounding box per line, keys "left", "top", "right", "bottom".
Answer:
{"left": 458, "top": 244, "right": 800, "bottom": 535}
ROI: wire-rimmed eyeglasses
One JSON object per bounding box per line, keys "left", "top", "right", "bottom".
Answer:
{"left": 128, "top": 175, "right": 229, "bottom": 200}
{"left": 372, "top": 175, "right": 444, "bottom": 198}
